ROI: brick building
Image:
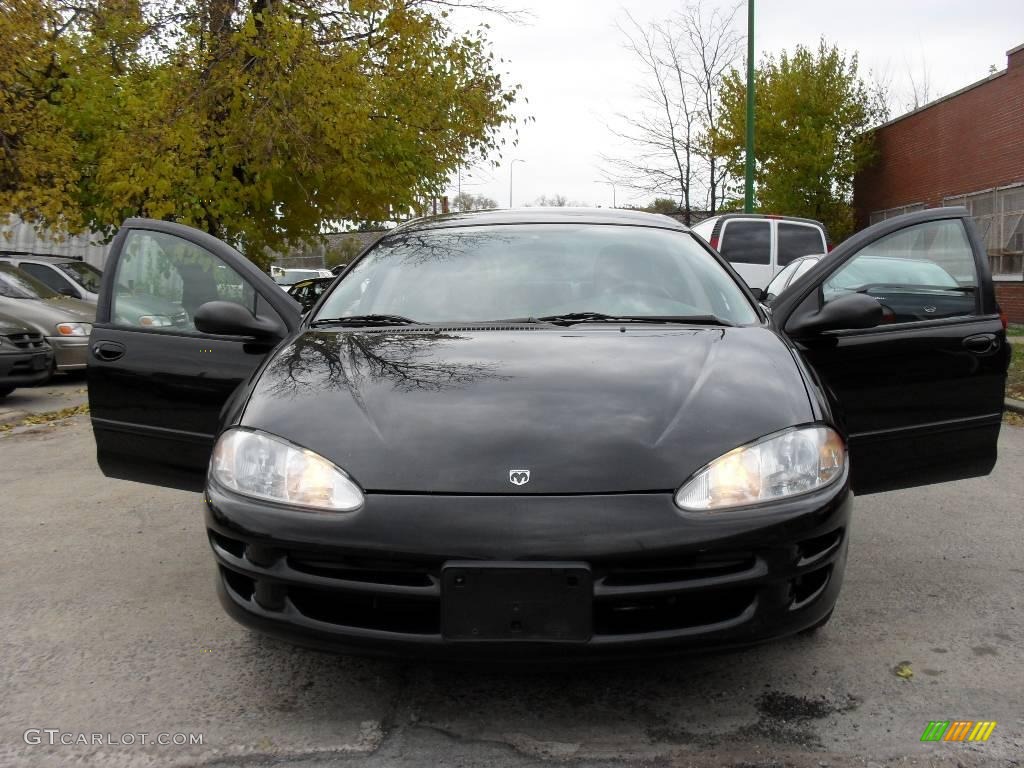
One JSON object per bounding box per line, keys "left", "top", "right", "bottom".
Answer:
{"left": 854, "top": 43, "right": 1024, "bottom": 322}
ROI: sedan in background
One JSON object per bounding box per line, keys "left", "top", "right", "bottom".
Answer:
{"left": 0, "top": 254, "right": 104, "bottom": 301}
{"left": 86, "top": 207, "right": 1007, "bottom": 659}
{"left": 0, "top": 316, "right": 53, "bottom": 398}
{"left": 0, "top": 264, "right": 94, "bottom": 374}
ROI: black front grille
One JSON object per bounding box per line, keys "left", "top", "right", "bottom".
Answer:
{"left": 3, "top": 331, "right": 46, "bottom": 350}
{"left": 594, "top": 587, "right": 756, "bottom": 635}
{"left": 289, "top": 586, "right": 440, "bottom": 634}
{"left": 599, "top": 552, "right": 756, "bottom": 588}
{"left": 287, "top": 551, "right": 435, "bottom": 588}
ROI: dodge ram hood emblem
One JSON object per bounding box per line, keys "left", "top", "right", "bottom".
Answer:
{"left": 509, "top": 469, "right": 530, "bottom": 486}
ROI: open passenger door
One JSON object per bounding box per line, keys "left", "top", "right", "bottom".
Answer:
{"left": 770, "top": 208, "right": 1009, "bottom": 495}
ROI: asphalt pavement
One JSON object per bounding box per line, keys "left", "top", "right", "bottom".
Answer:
{"left": 0, "top": 418, "right": 1021, "bottom": 768}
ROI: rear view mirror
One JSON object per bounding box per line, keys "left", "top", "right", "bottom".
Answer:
{"left": 787, "top": 293, "right": 883, "bottom": 336}
{"left": 194, "top": 301, "right": 284, "bottom": 339}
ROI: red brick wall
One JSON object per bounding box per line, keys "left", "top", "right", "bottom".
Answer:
{"left": 854, "top": 47, "right": 1024, "bottom": 229}
{"left": 996, "top": 282, "right": 1024, "bottom": 324}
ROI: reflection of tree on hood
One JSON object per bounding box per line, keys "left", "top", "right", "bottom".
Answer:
{"left": 264, "top": 331, "right": 507, "bottom": 405}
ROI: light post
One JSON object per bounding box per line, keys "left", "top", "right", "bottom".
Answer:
{"left": 744, "top": 0, "right": 755, "bottom": 213}
{"left": 509, "top": 159, "right": 525, "bottom": 208}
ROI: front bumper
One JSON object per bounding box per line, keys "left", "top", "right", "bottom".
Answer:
{"left": 0, "top": 347, "right": 54, "bottom": 388}
{"left": 205, "top": 476, "right": 852, "bottom": 659}
{"left": 45, "top": 336, "right": 89, "bottom": 371}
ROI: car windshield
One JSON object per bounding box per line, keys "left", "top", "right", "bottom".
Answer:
{"left": 57, "top": 261, "right": 103, "bottom": 293}
{"left": 314, "top": 224, "right": 759, "bottom": 325}
{"left": 0, "top": 263, "right": 59, "bottom": 299}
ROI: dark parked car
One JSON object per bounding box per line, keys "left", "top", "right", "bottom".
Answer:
{"left": 287, "top": 276, "right": 335, "bottom": 313}
{"left": 0, "top": 317, "right": 53, "bottom": 398}
{"left": 0, "top": 263, "right": 95, "bottom": 373}
{"left": 87, "top": 208, "right": 1008, "bottom": 658}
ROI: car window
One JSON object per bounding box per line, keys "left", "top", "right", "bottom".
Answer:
{"left": 791, "top": 258, "right": 819, "bottom": 283}
{"left": 719, "top": 220, "right": 770, "bottom": 265}
{"left": 19, "top": 262, "right": 77, "bottom": 294}
{"left": 58, "top": 261, "right": 103, "bottom": 293}
{"left": 777, "top": 223, "right": 826, "bottom": 266}
{"left": 0, "top": 263, "right": 59, "bottom": 299}
{"left": 764, "top": 260, "right": 801, "bottom": 300}
{"left": 316, "top": 225, "right": 759, "bottom": 325}
{"left": 823, "top": 219, "right": 978, "bottom": 324}
{"left": 112, "top": 230, "right": 256, "bottom": 332}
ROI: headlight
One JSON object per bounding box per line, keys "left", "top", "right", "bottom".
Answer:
{"left": 675, "top": 426, "right": 846, "bottom": 512}
{"left": 138, "top": 315, "right": 172, "bottom": 327}
{"left": 55, "top": 322, "right": 92, "bottom": 336}
{"left": 210, "top": 428, "right": 364, "bottom": 512}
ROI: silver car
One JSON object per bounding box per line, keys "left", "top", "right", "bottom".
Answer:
{"left": 0, "top": 263, "right": 95, "bottom": 373}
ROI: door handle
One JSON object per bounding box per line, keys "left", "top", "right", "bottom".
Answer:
{"left": 92, "top": 341, "right": 126, "bottom": 362}
{"left": 962, "top": 334, "right": 999, "bottom": 354}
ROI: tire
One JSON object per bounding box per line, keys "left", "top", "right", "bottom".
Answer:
{"left": 0, "top": 385, "right": 14, "bottom": 398}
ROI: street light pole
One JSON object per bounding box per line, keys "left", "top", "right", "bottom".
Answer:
{"left": 744, "top": 0, "right": 755, "bottom": 213}
{"left": 509, "top": 159, "right": 525, "bottom": 208}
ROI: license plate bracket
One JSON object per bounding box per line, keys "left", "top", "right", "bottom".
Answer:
{"left": 441, "top": 562, "right": 592, "bottom": 642}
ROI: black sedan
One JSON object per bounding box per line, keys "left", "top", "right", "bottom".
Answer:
{"left": 87, "top": 207, "right": 1008, "bottom": 657}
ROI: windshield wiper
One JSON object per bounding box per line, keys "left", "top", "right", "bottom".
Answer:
{"left": 531, "top": 312, "right": 734, "bottom": 327}
{"left": 310, "top": 314, "right": 421, "bottom": 327}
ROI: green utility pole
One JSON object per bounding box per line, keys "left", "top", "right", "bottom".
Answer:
{"left": 744, "top": 0, "right": 755, "bottom": 212}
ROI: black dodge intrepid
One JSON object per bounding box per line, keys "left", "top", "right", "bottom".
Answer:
{"left": 87, "top": 207, "right": 1009, "bottom": 657}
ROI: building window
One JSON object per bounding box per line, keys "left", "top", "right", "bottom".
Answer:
{"left": 944, "top": 184, "right": 1024, "bottom": 280}
{"left": 869, "top": 203, "right": 926, "bottom": 226}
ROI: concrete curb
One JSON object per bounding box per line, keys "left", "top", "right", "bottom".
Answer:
{"left": 1007, "top": 398, "right": 1024, "bottom": 415}
{"left": 0, "top": 408, "right": 28, "bottom": 427}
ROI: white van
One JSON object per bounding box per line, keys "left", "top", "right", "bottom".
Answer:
{"left": 691, "top": 214, "right": 830, "bottom": 291}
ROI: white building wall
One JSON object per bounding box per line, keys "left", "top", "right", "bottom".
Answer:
{"left": 1, "top": 215, "right": 112, "bottom": 268}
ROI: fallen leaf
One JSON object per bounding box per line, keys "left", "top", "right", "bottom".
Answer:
{"left": 893, "top": 661, "right": 913, "bottom": 680}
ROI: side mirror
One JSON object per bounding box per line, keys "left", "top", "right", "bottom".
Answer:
{"left": 194, "top": 300, "right": 284, "bottom": 339}
{"left": 787, "top": 292, "right": 883, "bottom": 336}
{"left": 58, "top": 286, "right": 78, "bottom": 298}
{"left": 749, "top": 287, "right": 765, "bottom": 302}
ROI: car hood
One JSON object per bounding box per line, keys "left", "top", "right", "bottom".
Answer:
{"left": 241, "top": 326, "right": 814, "bottom": 493}
{"left": 0, "top": 296, "right": 95, "bottom": 335}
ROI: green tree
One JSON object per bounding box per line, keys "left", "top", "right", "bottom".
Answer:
{"left": 1, "top": 0, "right": 520, "bottom": 265}
{"left": 648, "top": 197, "right": 678, "bottom": 214}
{"left": 713, "top": 40, "right": 888, "bottom": 239}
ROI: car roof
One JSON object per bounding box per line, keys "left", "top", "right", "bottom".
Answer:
{"left": 388, "top": 207, "right": 690, "bottom": 235}
{"left": 702, "top": 213, "right": 826, "bottom": 226}
{"left": 0, "top": 254, "right": 79, "bottom": 265}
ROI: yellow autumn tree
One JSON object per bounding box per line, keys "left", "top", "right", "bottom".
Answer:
{"left": 1, "top": 0, "right": 520, "bottom": 264}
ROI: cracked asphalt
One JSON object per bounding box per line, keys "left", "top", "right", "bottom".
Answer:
{"left": 1, "top": 418, "right": 1022, "bottom": 768}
